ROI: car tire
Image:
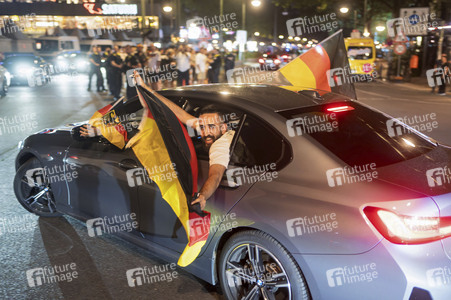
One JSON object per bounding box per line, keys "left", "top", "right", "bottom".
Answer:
{"left": 218, "top": 230, "right": 310, "bottom": 300}
{"left": 13, "top": 158, "right": 62, "bottom": 217}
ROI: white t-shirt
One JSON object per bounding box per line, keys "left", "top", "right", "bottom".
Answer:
{"left": 147, "top": 51, "right": 161, "bottom": 73}
{"left": 209, "top": 130, "right": 235, "bottom": 168}
{"left": 175, "top": 52, "right": 191, "bottom": 72}
{"left": 195, "top": 53, "right": 208, "bottom": 73}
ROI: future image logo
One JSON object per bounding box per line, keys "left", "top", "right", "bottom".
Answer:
{"left": 426, "top": 68, "right": 450, "bottom": 87}
{"left": 286, "top": 213, "right": 338, "bottom": 237}
{"left": 326, "top": 263, "right": 378, "bottom": 287}
{"left": 126, "top": 264, "right": 178, "bottom": 287}
{"left": 426, "top": 167, "right": 451, "bottom": 187}
{"left": 426, "top": 267, "right": 451, "bottom": 287}
{"left": 326, "top": 164, "right": 378, "bottom": 187}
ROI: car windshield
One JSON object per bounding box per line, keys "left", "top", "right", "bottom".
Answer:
{"left": 5, "top": 56, "right": 41, "bottom": 64}
{"left": 279, "top": 101, "right": 437, "bottom": 167}
{"left": 347, "top": 46, "right": 373, "bottom": 60}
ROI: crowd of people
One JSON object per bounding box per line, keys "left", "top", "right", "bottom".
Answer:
{"left": 87, "top": 44, "right": 237, "bottom": 101}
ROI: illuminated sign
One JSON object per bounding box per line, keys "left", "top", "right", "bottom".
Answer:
{"left": 84, "top": 3, "right": 138, "bottom": 15}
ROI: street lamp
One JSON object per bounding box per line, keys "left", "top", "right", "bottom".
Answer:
{"left": 278, "top": 35, "right": 284, "bottom": 39}
{"left": 254, "top": 31, "right": 260, "bottom": 36}
{"left": 163, "top": 5, "right": 173, "bottom": 12}
{"left": 251, "top": 0, "right": 261, "bottom": 7}
{"left": 340, "top": 6, "right": 357, "bottom": 30}
{"left": 376, "top": 26, "right": 385, "bottom": 32}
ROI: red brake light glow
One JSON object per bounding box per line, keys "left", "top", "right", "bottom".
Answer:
{"left": 258, "top": 58, "right": 265, "bottom": 64}
{"left": 326, "top": 105, "right": 355, "bottom": 113}
{"left": 363, "top": 206, "right": 451, "bottom": 244}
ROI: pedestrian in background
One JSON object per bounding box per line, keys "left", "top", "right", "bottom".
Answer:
{"left": 208, "top": 49, "right": 221, "bottom": 83}
{"left": 107, "top": 45, "right": 123, "bottom": 100}
{"left": 135, "top": 44, "right": 148, "bottom": 68}
{"left": 103, "top": 47, "right": 113, "bottom": 94}
{"left": 175, "top": 45, "right": 191, "bottom": 86}
{"left": 123, "top": 46, "right": 141, "bottom": 100}
{"left": 87, "top": 46, "right": 104, "bottom": 92}
{"left": 196, "top": 48, "right": 208, "bottom": 84}
{"left": 147, "top": 43, "right": 161, "bottom": 90}
{"left": 189, "top": 47, "right": 197, "bottom": 84}
{"left": 224, "top": 50, "right": 235, "bottom": 81}
{"left": 433, "top": 54, "right": 450, "bottom": 95}
{"left": 161, "top": 48, "right": 176, "bottom": 88}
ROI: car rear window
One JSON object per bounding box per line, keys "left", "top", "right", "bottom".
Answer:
{"left": 279, "top": 102, "right": 437, "bottom": 167}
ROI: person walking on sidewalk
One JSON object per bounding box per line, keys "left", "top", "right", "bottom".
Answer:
{"left": 432, "top": 54, "right": 450, "bottom": 95}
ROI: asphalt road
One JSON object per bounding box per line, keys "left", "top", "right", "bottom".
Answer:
{"left": 1, "top": 74, "right": 450, "bottom": 299}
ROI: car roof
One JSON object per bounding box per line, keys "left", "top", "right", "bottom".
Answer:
{"left": 163, "top": 84, "right": 349, "bottom": 112}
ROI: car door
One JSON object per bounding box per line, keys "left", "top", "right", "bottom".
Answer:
{"left": 63, "top": 101, "right": 143, "bottom": 223}
{"left": 64, "top": 137, "right": 140, "bottom": 222}
{"left": 136, "top": 97, "right": 289, "bottom": 254}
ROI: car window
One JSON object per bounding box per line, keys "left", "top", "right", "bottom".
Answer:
{"left": 279, "top": 101, "right": 436, "bottom": 167}
{"left": 166, "top": 96, "right": 291, "bottom": 170}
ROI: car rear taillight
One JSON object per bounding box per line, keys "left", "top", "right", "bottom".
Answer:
{"left": 326, "top": 105, "right": 355, "bottom": 113}
{"left": 274, "top": 59, "right": 281, "bottom": 64}
{"left": 258, "top": 58, "right": 265, "bottom": 64}
{"left": 363, "top": 206, "right": 451, "bottom": 244}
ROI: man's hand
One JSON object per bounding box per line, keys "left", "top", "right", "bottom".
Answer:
{"left": 80, "top": 124, "right": 99, "bottom": 137}
{"left": 191, "top": 193, "right": 207, "bottom": 210}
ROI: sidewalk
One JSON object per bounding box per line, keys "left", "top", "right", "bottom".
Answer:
{"left": 377, "top": 77, "right": 451, "bottom": 98}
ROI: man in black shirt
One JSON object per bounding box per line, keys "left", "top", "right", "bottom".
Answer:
{"left": 123, "top": 46, "right": 141, "bottom": 100}
{"left": 224, "top": 50, "right": 235, "bottom": 81}
{"left": 87, "top": 46, "right": 104, "bottom": 92}
{"left": 107, "top": 46, "right": 124, "bottom": 100}
{"left": 208, "top": 49, "right": 221, "bottom": 83}
{"left": 135, "top": 44, "right": 147, "bottom": 67}
{"left": 102, "top": 47, "right": 112, "bottom": 93}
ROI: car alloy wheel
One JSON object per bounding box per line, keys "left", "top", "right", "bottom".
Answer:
{"left": 219, "top": 230, "right": 310, "bottom": 300}
{"left": 14, "top": 158, "right": 61, "bottom": 217}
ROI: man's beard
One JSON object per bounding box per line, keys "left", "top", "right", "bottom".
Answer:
{"left": 202, "top": 134, "right": 219, "bottom": 151}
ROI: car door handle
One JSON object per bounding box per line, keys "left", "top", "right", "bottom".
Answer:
{"left": 119, "top": 159, "right": 139, "bottom": 170}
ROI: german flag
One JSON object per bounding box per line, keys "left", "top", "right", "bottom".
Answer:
{"left": 89, "top": 98, "right": 131, "bottom": 149}
{"left": 126, "top": 85, "right": 211, "bottom": 267}
{"left": 265, "top": 30, "right": 356, "bottom": 99}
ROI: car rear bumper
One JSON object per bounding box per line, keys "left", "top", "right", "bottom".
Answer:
{"left": 294, "top": 239, "right": 451, "bottom": 300}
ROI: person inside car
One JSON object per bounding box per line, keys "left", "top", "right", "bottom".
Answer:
{"left": 81, "top": 73, "right": 235, "bottom": 210}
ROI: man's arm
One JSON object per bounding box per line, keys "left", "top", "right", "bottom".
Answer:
{"left": 134, "top": 71, "right": 196, "bottom": 125}
{"left": 191, "top": 164, "right": 226, "bottom": 210}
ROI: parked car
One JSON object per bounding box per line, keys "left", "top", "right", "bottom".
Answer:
{"left": 258, "top": 53, "right": 281, "bottom": 70}
{"left": 0, "top": 64, "right": 11, "bottom": 96}
{"left": 14, "top": 84, "right": 451, "bottom": 299}
{"left": 2, "top": 53, "right": 52, "bottom": 86}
